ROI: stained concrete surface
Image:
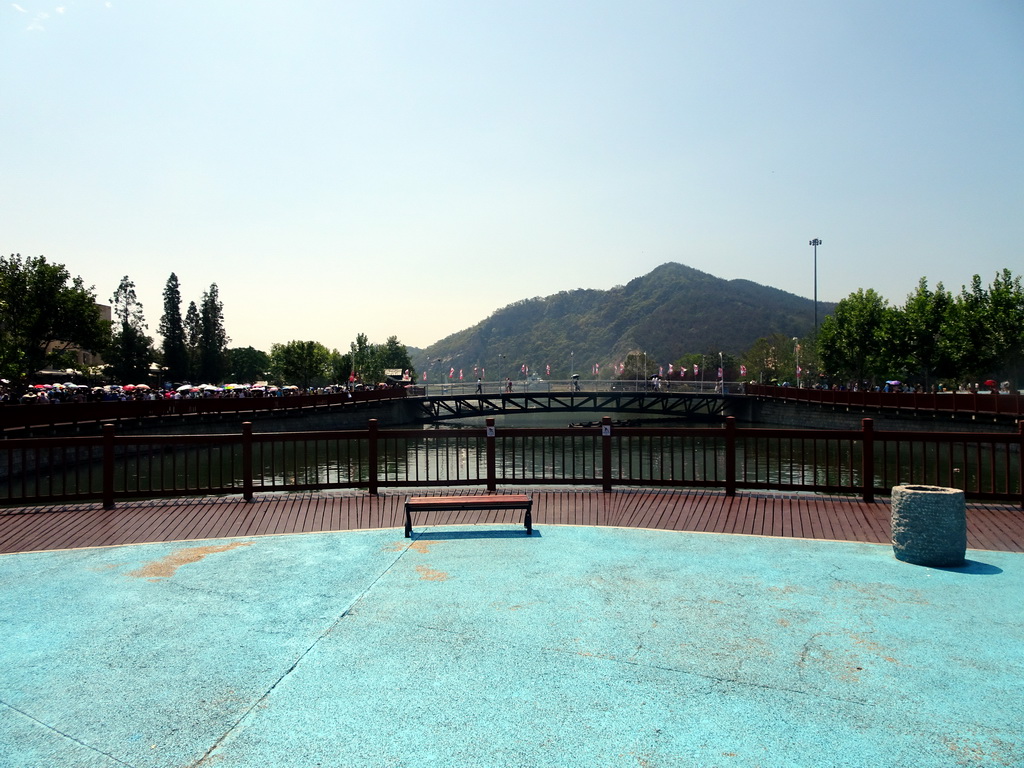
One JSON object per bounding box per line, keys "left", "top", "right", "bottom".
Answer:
{"left": 1, "top": 525, "right": 1021, "bottom": 767}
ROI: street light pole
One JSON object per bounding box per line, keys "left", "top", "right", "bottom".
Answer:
{"left": 809, "top": 238, "right": 822, "bottom": 332}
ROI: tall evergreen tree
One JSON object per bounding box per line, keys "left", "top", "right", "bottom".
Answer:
{"left": 108, "top": 275, "right": 153, "bottom": 384}
{"left": 158, "top": 273, "right": 188, "bottom": 384}
{"left": 198, "top": 284, "right": 228, "bottom": 384}
{"left": 184, "top": 300, "right": 200, "bottom": 382}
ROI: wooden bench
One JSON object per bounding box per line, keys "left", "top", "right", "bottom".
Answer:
{"left": 404, "top": 494, "right": 533, "bottom": 538}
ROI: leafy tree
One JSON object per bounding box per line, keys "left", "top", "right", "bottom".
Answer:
{"left": 269, "top": 340, "right": 331, "bottom": 388}
{"left": 225, "top": 346, "right": 271, "bottom": 383}
{"left": 617, "top": 350, "right": 656, "bottom": 382}
{"left": 0, "top": 254, "right": 110, "bottom": 384}
{"left": 159, "top": 273, "right": 189, "bottom": 383}
{"left": 329, "top": 349, "right": 351, "bottom": 384}
{"left": 817, "top": 289, "right": 892, "bottom": 385}
{"left": 380, "top": 335, "right": 415, "bottom": 381}
{"left": 107, "top": 275, "right": 154, "bottom": 384}
{"left": 977, "top": 269, "right": 1024, "bottom": 383}
{"left": 348, "top": 334, "right": 416, "bottom": 385}
{"left": 742, "top": 334, "right": 791, "bottom": 384}
{"left": 887, "top": 278, "right": 956, "bottom": 386}
{"left": 197, "top": 284, "right": 228, "bottom": 384}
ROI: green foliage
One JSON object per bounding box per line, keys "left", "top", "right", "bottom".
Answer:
{"left": 225, "top": 346, "right": 271, "bottom": 383}
{"left": 817, "top": 289, "right": 892, "bottom": 384}
{"left": 107, "top": 275, "right": 154, "bottom": 384}
{"left": 184, "top": 301, "right": 201, "bottom": 380}
{"left": 815, "top": 271, "right": 1024, "bottom": 387}
{"left": 159, "top": 273, "right": 189, "bottom": 382}
{"left": 350, "top": 333, "right": 416, "bottom": 385}
{"left": 198, "top": 284, "right": 228, "bottom": 384}
{"left": 270, "top": 340, "right": 332, "bottom": 388}
{"left": 0, "top": 253, "right": 110, "bottom": 383}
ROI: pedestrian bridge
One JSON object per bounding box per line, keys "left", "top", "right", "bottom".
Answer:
{"left": 410, "top": 390, "right": 732, "bottom": 421}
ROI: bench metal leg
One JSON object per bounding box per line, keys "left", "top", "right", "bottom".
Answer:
{"left": 404, "top": 507, "right": 412, "bottom": 538}
{"left": 525, "top": 506, "right": 532, "bottom": 535}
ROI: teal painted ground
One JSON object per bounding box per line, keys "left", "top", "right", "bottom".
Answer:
{"left": 1, "top": 525, "right": 1021, "bottom": 767}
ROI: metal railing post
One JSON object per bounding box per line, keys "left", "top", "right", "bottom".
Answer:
{"left": 242, "top": 422, "right": 254, "bottom": 502}
{"left": 486, "top": 417, "right": 497, "bottom": 492}
{"left": 1018, "top": 420, "right": 1024, "bottom": 510}
{"left": 601, "top": 416, "right": 613, "bottom": 492}
{"left": 861, "top": 418, "right": 875, "bottom": 503}
{"left": 724, "top": 416, "right": 737, "bottom": 496}
{"left": 102, "top": 422, "right": 116, "bottom": 510}
{"left": 368, "top": 419, "right": 379, "bottom": 495}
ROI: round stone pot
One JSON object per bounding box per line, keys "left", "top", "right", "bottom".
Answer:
{"left": 890, "top": 485, "right": 966, "bottom": 566}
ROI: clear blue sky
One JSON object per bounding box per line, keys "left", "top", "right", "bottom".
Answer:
{"left": 4, "top": 1, "right": 1022, "bottom": 353}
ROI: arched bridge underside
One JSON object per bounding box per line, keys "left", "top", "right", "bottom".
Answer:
{"left": 412, "top": 391, "right": 730, "bottom": 421}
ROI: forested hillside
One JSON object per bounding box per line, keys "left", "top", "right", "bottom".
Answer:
{"left": 414, "top": 263, "right": 829, "bottom": 379}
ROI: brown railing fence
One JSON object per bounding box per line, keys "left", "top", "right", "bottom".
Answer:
{"left": 0, "top": 387, "right": 407, "bottom": 433}
{"left": 746, "top": 382, "right": 1024, "bottom": 417}
{"left": 1, "top": 417, "right": 1021, "bottom": 509}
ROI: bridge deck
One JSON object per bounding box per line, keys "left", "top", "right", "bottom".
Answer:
{"left": 2, "top": 489, "right": 1021, "bottom": 554}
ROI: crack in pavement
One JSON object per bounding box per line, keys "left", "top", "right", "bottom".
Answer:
{"left": 188, "top": 536, "right": 424, "bottom": 767}
{"left": 0, "top": 698, "right": 139, "bottom": 767}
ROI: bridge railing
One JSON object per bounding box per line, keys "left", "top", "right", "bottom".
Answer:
{"left": 746, "top": 383, "right": 1024, "bottom": 418}
{"left": 1, "top": 417, "right": 1020, "bottom": 509}
{"left": 422, "top": 379, "right": 732, "bottom": 396}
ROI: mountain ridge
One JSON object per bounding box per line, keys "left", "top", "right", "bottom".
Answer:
{"left": 412, "top": 262, "right": 830, "bottom": 378}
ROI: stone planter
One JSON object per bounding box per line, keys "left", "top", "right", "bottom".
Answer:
{"left": 890, "top": 485, "right": 966, "bottom": 566}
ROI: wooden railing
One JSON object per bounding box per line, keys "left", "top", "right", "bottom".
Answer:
{"left": 2, "top": 417, "right": 1021, "bottom": 509}
{"left": 0, "top": 387, "right": 407, "bottom": 433}
{"left": 747, "top": 383, "right": 1024, "bottom": 418}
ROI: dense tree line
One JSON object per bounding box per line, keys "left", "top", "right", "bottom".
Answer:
{"left": 815, "top": 271, "right": 1024, "bottom": 388}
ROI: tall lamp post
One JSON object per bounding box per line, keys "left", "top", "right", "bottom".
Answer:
{"left": 809, "top": 238, "right": 822, "bottom": 332}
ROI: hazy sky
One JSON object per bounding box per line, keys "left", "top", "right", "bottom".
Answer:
{"left": 5, "top": 1, "right": 1022, "bottom": 353}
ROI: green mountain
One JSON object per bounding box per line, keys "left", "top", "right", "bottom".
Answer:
{"left": 414, "top": 262, "right": 830, "bottom": 380}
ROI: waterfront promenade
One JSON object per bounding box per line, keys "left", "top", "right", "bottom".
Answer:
{"left": 1, "top": 487, "right": 1021, "bottom": 555}
{"left": 2, "top": 490, "right": 1022, "bottom": 767}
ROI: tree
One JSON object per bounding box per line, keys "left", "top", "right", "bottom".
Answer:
{"left": 184, "top": 301, "right": 200, "bottom": 381}
{"left": 742, "top": 334, "right": 793, "bottom": 384}
{"left": 617, "top": 350, "right": 654, "bottom": 383}
{"left": 380, "top": 335, "right": 415, "bottom": 381}
{"left": 269, "top": 340, "right": 331, "bottom": 388}
{"left": 347, "top": 334, "right": 415, "bottom": 385}
{"left": 159, "top": 273, "right": 189, "bottom": 383}
{"left": 107, "top": 275, "right": 154, "bottom": 384}
{"left": 329, "top": 349, "right": 350, "bottom": 384}
{"left": 0, "top": 254, "right": 110, "bottom": 384}
{"left": 197, "top": 284, "right": 228, "bottom": 384}
{"left": 978, "top": 269, "right": 1024, "bottom": 383}
{"left": 225, "top": 346, "right": 271, "bottom": 384}
{"left": 817, "top": 289, "right": 892, "bottom": 385}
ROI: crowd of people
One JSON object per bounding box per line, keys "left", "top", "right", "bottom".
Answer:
{"left": 0, "top": 380, "right": 406, "bottom": 405}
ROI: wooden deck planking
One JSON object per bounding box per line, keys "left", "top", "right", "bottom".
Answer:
{"left": 0, "top": 489, "right": 1020, "bottom": 555}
